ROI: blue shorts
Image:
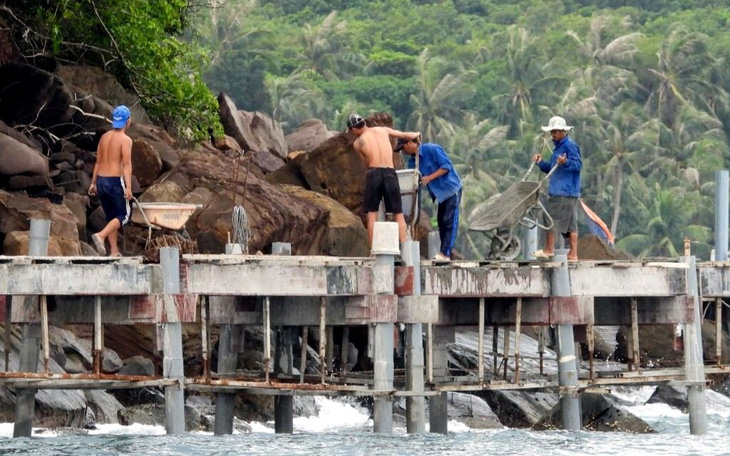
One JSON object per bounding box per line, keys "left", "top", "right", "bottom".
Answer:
{"left": 97, "top": 176, "right": 131, "bottom": 226}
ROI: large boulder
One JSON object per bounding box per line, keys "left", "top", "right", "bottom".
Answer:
{"left": 266, "top": 113, "right": 401, "bottom": 214}
{"left": 279, "top": 185, "right": 369, "bottom": 257}
{"left": 217, "top": 93, "right": 286, "bottom": 173}
{"left": 476, "top": 390, "right": 559, "bottom": 427}
{"left": 139, "top": 145, "right": 328, "bottom": 255}
{"left": 3, "top": 230, "right": 64, "bottom": 256}
{"left": 615, "top": 321, "right": 730, "bottom": 367}
{"left": 49, "top": 326, "right": 124, "bottom": 373}
{"left": 0, "top": 190, "right": 81, "bottom": 256}
{"left": 286, "top": 118, "right": 333, "bottom": 153}
{"left": 646, "top": 384, "right": 688, "bottom": 412}
{"left": 443, "top": 392, "right": 502, "bottom": 429}
{"left": 0, "top": 132, "right": 50, "bottom": 176}
{"left": 132, "top": 139, "right": 163, "bottom": 187}
{"left": 57, "top": 64, "right": 151, "bottom": 125}
{"left": 534, "top": 393, "right": 655, "bottom": 433}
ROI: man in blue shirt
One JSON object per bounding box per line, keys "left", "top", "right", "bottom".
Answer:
{"left": 532, "top": 116, "right": 582, "bottom": 261}
{"left": 396, "top": 138, "right": 462, "bottom": 261}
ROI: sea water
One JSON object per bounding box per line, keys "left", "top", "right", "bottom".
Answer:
{"left": 0, "top": 389, "right": 729, "bottom": 456}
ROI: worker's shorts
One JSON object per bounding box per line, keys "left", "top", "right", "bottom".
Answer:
{"left": 97, "top": 176, "right": 131, "bottom": 226}
{"left": 363, "top": 167, "right": 402, "bottom": 214}
{"left": 545, "top": 195, "right": 578, "bottom": 235}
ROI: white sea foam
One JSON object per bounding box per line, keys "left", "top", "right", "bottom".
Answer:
{"left": 292, "top": 396, "right": 370, "bottom": 432}
{"left": 87, "top": 423, "right": 166, "bottom": 436}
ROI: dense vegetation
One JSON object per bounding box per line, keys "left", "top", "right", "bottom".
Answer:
{"left": 6, "top": 1, "right": 730, "bottom": 259}
{"left": 5, "top": 0, "right": 222, "bottom": 141}
{"left": 194, "top": 0, "right": 730, "bottom": 259}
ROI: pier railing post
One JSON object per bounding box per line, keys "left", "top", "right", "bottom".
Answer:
{"left": 372, "top": 222, "right": 397, "bottom": 433}
{"left": 553, "top": 251, "right": 581, "bottom": 431}
{"left": 402, "top": 240, "right": 426, "bottom": 433}
{"left": 681, "top": 256, "right": 708, "bottom": 435}
{"left": 161, "top": 247, "right": 185, "bottom": 435}
{"left": 272, "top": 242, "right": 294, "bottom": 434}
{"left": 714, "top": 170, "right": 729, "bottom": 261}
{"left": 13, "top": 219, "right": 50, "bottom": 438}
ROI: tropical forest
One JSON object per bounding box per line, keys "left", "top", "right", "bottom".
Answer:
{"left": 7, "top": 0, "right": 730, "bottom": 259}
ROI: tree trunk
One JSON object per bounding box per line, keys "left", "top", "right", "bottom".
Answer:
{"left": 610, "top": 163, "right": 623, "bottom": 235}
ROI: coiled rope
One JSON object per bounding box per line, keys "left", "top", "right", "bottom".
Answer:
{"left": 231, "top": 154, "right": 252, "bottom": 253}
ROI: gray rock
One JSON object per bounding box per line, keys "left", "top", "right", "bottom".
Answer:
{"left": 119, "top": 355, "right": 156, "bottom": 376}
{"left": 85, "top": 390, "right": 123, "bottom": 424}
{"left": 477, "top": 390, "right": 559, "bottom": 427}
{"left": 285, "top": 119, "right": 333, "bottom": 153}
{"left": 0, "top": 132, "right": 49, "bottom": 176}
{"left": 444, "top": 392, "right": 502, "bottom": 429}
{"left": 49, "top": 326, "right": 124, "bottom": 373}
{"left": 534, "top": 393, "right": 655, "bottom": 433}
{"left": 647, "top": 384, "right": 688, "bottom": 412}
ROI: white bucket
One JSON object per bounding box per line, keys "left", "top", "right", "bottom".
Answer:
{"left": 396, "top": 169, "right": 420, "bottom": 218}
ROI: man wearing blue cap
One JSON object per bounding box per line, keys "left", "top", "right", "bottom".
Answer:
{"left": 397, "top": 137, "right": 462, "bottom": 261}
{"left": 88, "top": 105, "right": 133, "bottom": 256}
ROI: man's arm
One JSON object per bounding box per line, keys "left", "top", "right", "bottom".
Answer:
{"left": 89, "top": 138, "right": 103, "bottom": 196}
{"left": 122, "top": 137, "right": 133, "bottom": 200}
{"left": 421, "top": 144, "right": 451, "bottom": 185}
{"left": 559, "top": 142, "right": 582, "bottom": 171}
{"left": 382, "top": 127, "right": 420, "bottom": 141}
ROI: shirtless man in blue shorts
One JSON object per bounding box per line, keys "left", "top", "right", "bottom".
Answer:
{"left": 347, "top": 114, "right": 420, "bottom": 247}
{"left": 88, "top": 105, "right": 133, "bottom": 256}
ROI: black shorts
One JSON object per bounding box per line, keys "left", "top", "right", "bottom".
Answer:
{"left": 545, "top": 195, "right": 578, "bottom": 235}
{"left": 363, "top": 167, "right": 403, "bottom": 214}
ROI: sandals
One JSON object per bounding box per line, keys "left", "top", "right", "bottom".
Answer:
{"left": 91, "top": 233, "right": 106, "bottom": 256}
{"left": 532, "top": 249, "right": 553, "bottom": 259}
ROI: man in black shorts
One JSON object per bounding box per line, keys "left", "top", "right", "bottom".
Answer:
{"left": 347, "top": 114, "right": 420, "bottom": 247}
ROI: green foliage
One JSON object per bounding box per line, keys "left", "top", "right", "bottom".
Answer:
{"left": 192, "top": 0, "right": 730, "bottom": 259}
{"left": 13, "top": 0, "right": 222, "bottom": 141}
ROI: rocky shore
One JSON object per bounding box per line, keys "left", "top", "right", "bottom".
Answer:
{"left": 1, "top": 53, "right": 730, "bottom": 433}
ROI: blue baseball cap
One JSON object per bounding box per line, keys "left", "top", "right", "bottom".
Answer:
{"left": 111, "top": 105, "right": 131, "bottom": 129}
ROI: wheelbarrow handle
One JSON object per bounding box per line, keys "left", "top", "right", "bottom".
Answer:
{"left": 521, "top": 162, "right": 536, "bottom": 181}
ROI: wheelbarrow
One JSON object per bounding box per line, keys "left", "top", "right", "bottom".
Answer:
{"left": 130, "top": 199, "right": 202, "bottom": 248}
{"left": 467, "top": 163, "right": 556, "bottom": 260}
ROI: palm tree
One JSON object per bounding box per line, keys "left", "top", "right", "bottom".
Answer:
{"left": 265, "top": 71, "right": 324, "bottom": 131}
{"left": 299, "top": 11, "right": 364, "bottom": 80}
{"left": 490, "top": 26, "right": 566, "bottom": 137}
{"left": 408, "top": 49, "right": 477, "bottom": 143}
{"left": 645, "top": 28, "right": 724, "bottom": 128}
{"left": 617, "top": 180, "right": 710, "bottom": 258}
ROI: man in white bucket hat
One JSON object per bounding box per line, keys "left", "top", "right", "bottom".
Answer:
{"left": 532, "top": 116, "right": 582, "bottom": 261}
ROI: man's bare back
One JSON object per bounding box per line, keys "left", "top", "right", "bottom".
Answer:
{"left": 96, "top": 130, "right": 132, "bottom": 177}
{"left": 353, "top": 126, "right": 421, "bottom": 168}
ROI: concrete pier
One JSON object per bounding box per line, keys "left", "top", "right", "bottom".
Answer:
{"left": 161, "top": 247, "right": 185, "bottom": 435}
{"left": 3, "top": 225, "right": 727, "bottom": 439}
{"left": 13, "top": 219, "right": 49, "bottom": 438}
{"left": 402, "top": 241, "right": 426, "bottom": 433}
{"left": 553, "top": 251, "right": 581, "bottom": 431}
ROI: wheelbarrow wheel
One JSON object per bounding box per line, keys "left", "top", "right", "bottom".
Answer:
{"left": 489, "top": 230, "right": 521, "bottom": 261}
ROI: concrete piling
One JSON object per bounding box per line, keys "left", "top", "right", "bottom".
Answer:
{"left": 427, "top": 232, "right": 440, "bottom": 260}
{"left": 272, "top": 243, "right": 294, "bottom": 434}
{"left": 13, "top": 219, "right": 49, "bottom": 438}
{"left": 161, "top": 247, "right": 185, "bottom": 435}
{"left": 372, "top": 222, "right": 397, "bottom": 433}
{"left": 402, "top": 240, "right": 426, "bottom": 433}
{"left": 682, "top": 256, "right": 708, "bottom": 435}
{"left": 428, "top": 326, "right": 454, "bottom": 434}
{"left": 214, "top": 323, "right": 237, "bottom": 435}
{"left": 553, "top": 251, "right": 581, "bottom": 431}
